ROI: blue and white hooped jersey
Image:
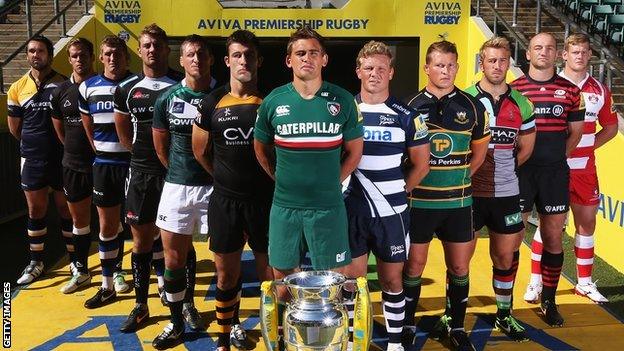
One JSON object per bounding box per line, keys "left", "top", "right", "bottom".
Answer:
{"left": 344, "top": 95, "right": 428, "bottom": 218}
{"left": 79, "top": 73, "right": 131, "bottom": 165}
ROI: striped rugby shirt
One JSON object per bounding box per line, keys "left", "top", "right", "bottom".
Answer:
{"left": 510, "top": 74, "right": 585, "bottom": 167}
{"left": 559, "top": 72, "right": 618, "bottom": 175}
{"left": 465, "top": 83, "right": 535, "bottom": 197}
{"left": 79, "top": 73, "right": 132, "bottom": 165}
{"left": 344, "top": 95, "right": 428, "bottom": 217}
{"left": 254, "top": 81, "right": 363, "bottom": 209}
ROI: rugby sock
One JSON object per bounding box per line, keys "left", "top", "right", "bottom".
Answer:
{"left": 27, "top": 217, "right": 47, "bottom": 262}
{"left": 402, "top": 273, "right": 422, "bottom": 327}
{"left": 61, "top": 218, "right": 75, "bottom": 263}
{"left": 184, "top": 247, "right": 197, "bottom": 303}
{"left": 152, "top": 233, "right": 165, "bottom": 287}
{"left": 164, "top": 268, "right": 186, "bottom": 327}
{"left": 382, "top": 290, "right": 405, "bottom": 345}
{"left": 575, "top": 233, "right": 594, "bottom": 285}
{"left": 232, "top": 277, "right": 243, "bottom": 325}
{"left": 529, "top": 227, "right": 544, "bottom": 285}
{"left": 115, "top": 225, "right": 125, "bottom": 272}
{"left": 448, "top": 272, "right": 469, "bottom": 330}
{"left": 342, "top": 287, "right": 356, "bottom": 340}
{"left": 493, "top": 267, "right": 514, "bottom": 318}
{"left": 131, "top": 251, "right": 152, "bottom": 304}
{"left": 510, "top": 250, "right": 520, "bottom": 310}
{"left": 99, "top": 233, "right": 120, "bottom": 290}
{"left": 215, "top": 284, "right": 241, "bottom": 347}
{"left": 541, "top": 250, "right": 564, "bottom": 303}
{"left": 73, "top": 225, "right": 91, "bottom": 274}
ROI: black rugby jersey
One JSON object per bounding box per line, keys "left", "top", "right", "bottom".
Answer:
{"left": 195, "top": 85, "right": 274, "bottom": 200}
{"left": 51, "top": 76, "right": 95, "bottom": 173}
{"left": 114, "top": 70, "right": 183, "bottom": 174}
{"left": 511, "top": 74, "right": 585, "bottom": 167}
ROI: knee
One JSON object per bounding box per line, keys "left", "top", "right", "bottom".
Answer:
{"left": 404, "top": 262, "right": 425, "bottom": 277}
{"left": 165, "top": 253, "right": 185, "bottom": 270}
{"left": 379, "top": 278, "right": 403, "bottom": 293}
{"left": 133, "top": 237, "right": 153, "bottom": 254}
{"left": 217, "top": 271, "right": 239, "bottom": 290}
{"left": 447, "top": 264, "right": 469, "bottom": 277}
{"left": 28, "top": 204, "right": 47, "bottom": 219}
{"left": 490, "top": 251, "right": 513, "bottom": 270}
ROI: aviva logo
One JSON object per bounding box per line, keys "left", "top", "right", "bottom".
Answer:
{"left": 430, "top": 133, "right": 453, "bottom": 158}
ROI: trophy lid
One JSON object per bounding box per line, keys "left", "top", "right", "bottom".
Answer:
{"left": 283, "top": 271, "right": 347, "bottom": 301}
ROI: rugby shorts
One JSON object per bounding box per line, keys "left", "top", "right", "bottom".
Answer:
{"left": 62, "top": 167, "right": 93, "bottom": 203}
{"left": 268, "top": 203, "right": 351, "bottom": 271}
{"left": 569, "top": 172, "right": 600, "bottom": 206}
{"left": 347, "top": 209, "right": 409, "bottom": 263}
{"left": 208, "top": 192, "right": 270, "bottom": 254}
{"left": 156, "top": 181, "right": 212, "bottom": 235}
{"left": 409, "top": 206, "right": 474, "bottom": 243}
{"left": 20, "top": 157, "right": 63, "bottom": 191}
{"left": 125, "top": 168, "right": 164, "bottom": 225}
{"left": 519, "top": 165, "right": 569, "bottom": 215}
{"left": 472, "top": 195, "right": 524, "bottom": 234}
{"left": 92, "top": 163, "right": 128, "bottom": 207}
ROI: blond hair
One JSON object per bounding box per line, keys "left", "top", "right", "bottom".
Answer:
{"left": 479, "top": 36, "right": 510, "bottom": 61}
{"left": 564, "top": 33, "right": 590, "bottom": 51}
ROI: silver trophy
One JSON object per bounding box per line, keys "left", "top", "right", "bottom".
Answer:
{"left": 260, "top": 271, "right": 372, "bottom": 351}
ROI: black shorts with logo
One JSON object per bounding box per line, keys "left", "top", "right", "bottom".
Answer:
{"left": 92, "top": 163, "right": 128, "bottom": 207}
{"left": 21, "top": 158, "right": 63, "bottom": 191}
{"left": 409, "top": 206, "right": 474, "bottom": 243}
{"left": 125, "top": 168, "right": 164, "bottom": 225}
{"left": 519, "top": 165, "right": 569, "bottom": 215}
{"left": 208, "top": 192, "right": 271, "bottom": 254}
{"left": 348, "top": 210, "right": 409, "bottom": 263}
{"left": 473, "top": 196, "right": 524, "bottom": 234}
{"left": 62, "top": 167, "right": 93, "bottom": 203}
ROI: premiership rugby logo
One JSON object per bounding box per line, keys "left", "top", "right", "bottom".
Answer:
{"left": 327, "top": 101, "right": 341, "bottom": 116}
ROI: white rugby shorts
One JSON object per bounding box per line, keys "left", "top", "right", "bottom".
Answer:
{"left": 156, "top": 181, "right": 213, "bottom": 235}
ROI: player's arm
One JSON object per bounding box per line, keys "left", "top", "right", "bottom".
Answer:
{"left": 152, "top": 128, "right": 170, "bottom": 168}
{"left": 594, "top": 90, "right": 619, "bottom": 149}
{"left": 340, "top": 137, "right": 363, "bottom": 182}
{"left": 7, "top": 116, "right": 22, "bottom": 140}
{"left": 405, "top": 144, "right": 430, "bottom": 193}
{"left": 80, "top": 113, "right": 96, "bottom": 152}
{"left": 254, "top": 139, "right": 276, "bottom": 180}
{"left": 51, "top": 117, "right": 65, "bottom": 144}
{"left": 595, "top": 123, "right": 618, "bottom": 149}
{"left": 470, "top": 139, "right": 489, "bottom": 176}
{"left": 114, "top": 112, "right": 133, "bottom": 152}
{"left": 192, "top": 125, "right": 213, "bottom": 175}
{"left": 565, "top": 120, "right": 584, "bottom": 157}
{"left": 78, "top": 82, "right": 96, "bottom": 151}
{"left": 6, "top": 86, "right": 22, "bottom": 140}
{"left": 516, "top": 130, "right": 536, "bottom": 167}
{"left": 470, "top": 99, "right": 491, "bottom": 176}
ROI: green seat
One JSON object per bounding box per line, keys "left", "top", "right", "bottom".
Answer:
{"left": 591, "top": 5, "right": 614, "bottom": 33}
{"left": 579, "top": 0, "right": 601, "bottom": 22}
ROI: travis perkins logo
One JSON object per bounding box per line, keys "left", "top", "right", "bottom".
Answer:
{"left": 104, "top": 0, "right": 141, "bottom": 23}
{"left": 424, "top": 2, "right": 461, "bottom": 25}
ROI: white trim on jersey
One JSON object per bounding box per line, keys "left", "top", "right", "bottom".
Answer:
{"left": 358, "top": 153, "right": 403, "bottom": 171}
{"left": 577, "top": 133, "right": 596, "bottom": 148}
{"left": 94, "top": 140, "right": 128, "bottom": 153}
{"left": 93, "top": 112, "right": 115, "bottom": 124}
{"left": 274, "top": 134, "right": 343, "bottom": 143}
{"left": 567, "top": 156, "right": 590, "bottom": 169}
{"left": 353, "top": 169, "right": 406, "bottom": 217}
{"left": 358, "top": 102, "right": 398, "bottom": 115}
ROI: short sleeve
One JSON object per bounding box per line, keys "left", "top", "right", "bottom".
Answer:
{"left": 254, "top": 99, "right": 275, "bottom": 143}
{"left": 342, "top": 98, "right": 364, "bottom": 142}
{"left": 6, "top": 82, "right": 23, "bottom": 118}
{"left": 471, "top": 98, "right": 491, "bottom": 143}
{"left": 195, "top": 86, "right": 226, "bottom": 131}
{"left": 78, "top": 81, "right": 89, "bottom": 114}
{"left": 405, "top": 111, "right": 429, "bottom": 148}
{"left": 598, "top": 86, "right": 618, "bottom": 127}
{"left": 50, "top": 85, "right": 62, "bottom": 119}
{"left": 113, "top": 79, "right": 131, "bottom": 115}
{"left": 517, "top": 92, "right": 536, "bottom": 133}
{"left": 567, "top": 86, "right": 585, "bottom": 123}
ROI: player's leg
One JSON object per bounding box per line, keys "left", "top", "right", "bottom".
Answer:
{"left": 518, "top": 166, "right": 543, "bottom": 303}
{"left": 50, "top": 160, "right": 74, "bottom": 272}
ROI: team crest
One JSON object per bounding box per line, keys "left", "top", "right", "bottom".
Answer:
{"left": 454, "top": 111, "right": 468, "bottom": 124}
{"left": 327, "top": 101, "right": 341, "bottom": 116}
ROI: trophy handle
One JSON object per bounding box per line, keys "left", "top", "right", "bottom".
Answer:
{"left": 352, "top": 277, "right": 372, "bottom": 351}
{"left": 260, "top": 281, "right": 279, "bottom": 351}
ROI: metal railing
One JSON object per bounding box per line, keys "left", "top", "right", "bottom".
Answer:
{"left": 0, "top": 0, "right": 90, "bottom": 93}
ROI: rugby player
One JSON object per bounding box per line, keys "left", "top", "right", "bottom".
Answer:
{"left": 403, "top": 40, "right": 490, "bottom": 350}
{"left": 254, "top": 26, "right": 363, "bottom": 283}
{"left": 512, "top": 33, "right": 585, "bottom": 326}
{"left": 342, "top": 40, "right": 430, "bottom": 351}
{"left": 465, "top": 37, "right": 536, "bottom": 341}
{"left": 113, "top": 24, "right": 183, "bottom": 332}
{"left": 8, "top": 35, "right": 72, "bottom": 285}
{"left": 79, "top": 35, "right": 133, "bottom": 308}
{"left": 50, "top": 38, "right": 96, "bottom": 294}
{"left": 193, "top": 30, "right": 274, "bottom": 351}
{"left": 527, "top": 33, "right": 618, "bottom": 304}
{"left": 151, "top": 34, "right": 216, "bottom": 350}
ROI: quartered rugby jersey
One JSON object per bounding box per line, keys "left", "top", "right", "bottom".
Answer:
{"left": 114, "top": 70, "right": 182, "bottom": 175}
{"left": 465, "top": 83, "right": 535, "bottom": 198}
{"left": 153, "top": 78, "right": 216, "bottom": 186}
{"left": 51, "top": 75, "right": 95, "bottom": 173}
{"left": 195, "top": 85, "right": 274, "bottom": 200}
{"left": 254, "top": 81, "right": 364, "bottom": 209}
{"left": 510, "top": 74, "right": 585, "bottom": 167}
{"left": 7, "top": 70, "right": 65, "bottom": 160}
{"left": 344, "top": 95, "right": 428, "bottom": 218}
{"left": 559, "top": 72, "right": 618, "bottom": 175}
{"left": 405, "top": 87, "right": 490, "bottom": 209}
{"left": 79, "top": 73, "right": 132, "bottom": 165}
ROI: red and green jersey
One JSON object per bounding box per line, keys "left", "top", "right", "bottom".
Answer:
{"left": 254, "top": 81, "right": 363, "bottom": 209}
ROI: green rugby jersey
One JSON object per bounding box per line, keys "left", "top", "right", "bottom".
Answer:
{"left": 254, "top": 81, "right": 363, "bottom": 209}
{"left": 405, "top": 87, "right": 490, "bottom": 209}
{"left": 153, "top": 79, "right": 215, "bottom": 186}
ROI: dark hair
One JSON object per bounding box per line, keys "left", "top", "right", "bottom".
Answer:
{"left": 66, "top": 37, "right": 94, "bottom": 56}
{"left": 425, "top": 40, "right": 458, "bottom": 64}
{"left": 27, "top": 35, "right": 54, "bottom": 56}
{"left": 180, "top": 34, "right": 211, "bottom": 55}
{"left": 286, "top": 26, "right": 325, "bottom": 55}
{"left": 100, "top": 35, "right": 129, "bottom": 57}
{"left": 226, "top": 30, "right": 260, "bottom": 54}
{"left": 140, "top": 23, "right": 168, "bottom": 44}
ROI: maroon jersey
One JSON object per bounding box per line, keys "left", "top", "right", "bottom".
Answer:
{"left": 511, "top": 74, "right": 585, "bottom": 167}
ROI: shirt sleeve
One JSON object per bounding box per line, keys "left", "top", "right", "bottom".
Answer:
{"left": 6, "top": 82, "right": 23, "bottom": 118}
{"left": 598, "top": 86, "right": 618, "bottom": 127}
{"left": 342, "top": 98, "right": 364, "bottom": 142}
{"left": 152, "top": 93, "right": 169, "bottom": 131}
{"left": 567, "top": 86, "right": 585, "bottom": 122}
{"left": 471, "top": 98, "right": 491, "bottom": 143}
{"left": 406, "top": 110, "right": 429, "bottom": 148}
{"left": 113, "top": 80, "right": 130, "bottom": 115}
{"left": 50, "top": 85, "right": 62, "bottom": 120}
{"left": 253, "top": 98, "right": 275, "bottom": 143}
{"left": 78, "top": 81, "right": 89, "bottom": 114}
{"left": 518, "top": 93, "right": 536, "bottom": 134}
{"left": 195, "top": 90, "right": 220, "bottom": 132}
